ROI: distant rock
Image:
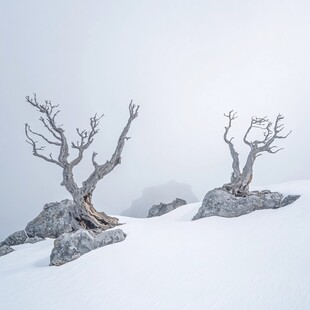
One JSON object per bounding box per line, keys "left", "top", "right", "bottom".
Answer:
{"left": 4, "top": 230, "right": 28, "bottom": 246}
{"left": 193, "top": 188, "right": 300, "bottom": 220}
{"left": 147, "top": 198, "right": 187, "bottom": 218}
{"left": 50, "top": 229, "right": 126, "bottom": 266}
{"left": 25, "top": 199, "right": 81, "bottom": 238}
{"left": 122, "top": 181, "right": 198, "bottom": 218}
{"left": 0, "top": 245, "right": 14, "bottom": 257}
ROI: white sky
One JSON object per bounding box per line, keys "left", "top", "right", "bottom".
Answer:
{"left": 1, "top": 0, "right": 310, "bottom": 239}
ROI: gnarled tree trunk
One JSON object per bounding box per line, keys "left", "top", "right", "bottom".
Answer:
{"left": 222, "top": 111, "right": 291, "bottom": 196}
{"left": 25, "top": 95, "right": 139, "bottom": 231}
{"left": 73, "top": 193, "right": 118, "bottom": 230}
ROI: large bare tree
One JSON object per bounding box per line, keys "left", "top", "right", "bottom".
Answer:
{"left": 223, "top": 111, "right": 291, "bottom": 196}
{"left": 25, "top": 94, "right": 139, "bottom": 230}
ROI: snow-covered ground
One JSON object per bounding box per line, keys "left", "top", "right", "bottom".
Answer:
{"left": 1, "top": 180, "right": 310, "bottom": 310}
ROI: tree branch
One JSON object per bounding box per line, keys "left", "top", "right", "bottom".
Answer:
{"left": 70, "top": 114, "right": 104, "bottom": 167}
{"left": 25, "top": 123, "right": 63, "bottom": 167}
{"left": 255, "top": 114, "right": 291, "bottom": 155}
{"left": 242, "top": 113, "right": 291, "bottom": 156}
{"left": 223, "top": 110, "right": 241, "bottom": 183}
{"left": 25, "top": 94, "right": 70, "bottom": 166}
{"left": 82, "top": 100, "right": 139, "bottom": 194}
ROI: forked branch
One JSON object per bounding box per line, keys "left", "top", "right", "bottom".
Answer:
{"left": 25, "top": 94, "right": 69, "bottom": 166}
{"left": 83, "top": 100, "right": 140, "bottom": 194}
{"left": 223, "top": 110, "right": 241, "bottom": 183}
{"left": 25, "top": 123, "right": 62, "bottom": 166}
{"left": 244, "top": 114, "right": 292, "bottom": 155}
{"left": 70, "top": 114, "right": 104, "bottom": 167}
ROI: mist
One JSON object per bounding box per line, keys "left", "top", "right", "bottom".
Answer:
{"left": 1, "top": 0, "right": 310, "bottom": 239}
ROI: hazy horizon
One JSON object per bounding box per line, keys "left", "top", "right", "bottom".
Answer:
{"left": 1, "top": 0, "right": 310, "bottom": 239}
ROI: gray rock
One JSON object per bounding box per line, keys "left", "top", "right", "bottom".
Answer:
{"left": 4, "top": 230, "right": 28, "bottom": 246}
{"left": 261, "top": 191, "right": 283, "bottom": 209}
{"left": 193, "top": 188, "right": 299, "bottom": 220}
{"left": 50, "top": 230, "right": 95, "bottom": 266}
{"left": 281, "top": 195, "right": 301, "bottom": 207}
{"left": 0, "top": 245, "right": 14, "bottom": 257}
{"left": 26, "top": 199, "right": 81, "bottom": 238}
{"left": 147, "top": 198, "right": 187, "bottom": 218}
{"left": 25, "top": 236, "right": 45, "bottom": 244}
{"left": 94, "top": 229, "right": 127, "bottom": 248}
{"left": 50, "top": 228, "right": 126, "bottom": 266}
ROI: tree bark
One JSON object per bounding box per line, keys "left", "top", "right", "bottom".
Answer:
{"left": 73, "top": 193, "right": 119, "bottom": 230}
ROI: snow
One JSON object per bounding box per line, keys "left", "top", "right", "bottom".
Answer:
{"left": 1, "top": 180, "right": 310, "bottom": 310}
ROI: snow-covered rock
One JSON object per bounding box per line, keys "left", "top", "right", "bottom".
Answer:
{"left": 147, "top": 198, "right": 187, "bottom": 218}
{"left": 0, "top": 245, "right": 14, "bottom": 257}
{"left": 193, "top": 188, "right": 300, "bottom": 220}
{"left": 50, "top": 229, "right": 126, "bottom": 266}
{"left": 25, "top": 199, "right": 81, "bottom": 238}
{"left": 4, "top": 230, "right": 28, "bottom": 246}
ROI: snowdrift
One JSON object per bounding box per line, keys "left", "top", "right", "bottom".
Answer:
{"left": 0, "top": 180, "right": 309, "bottom": 310}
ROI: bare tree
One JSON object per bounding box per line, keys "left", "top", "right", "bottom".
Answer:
{"left": 223, "top": 111, "right": 291, "bottom": 196}
{"left": 25, "top": 94, "right": 139, "bottom": 230}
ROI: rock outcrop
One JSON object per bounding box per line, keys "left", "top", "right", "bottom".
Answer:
{"left": 0, "top": 245, "right": 14, "bottom": 257}
{"left": 50, "top": 229, "right": 127, "bottom": 266}
{"left": 193, "top": 189, "right": 300, "bottom": 220}
{"left": 4, "top": 230, "right": 28, "bottom": 246}
{"left": 147, "top": 198, "right": 187, "bottom": 218}
{"left": 25, "top": 200, "right": 81, "bottom": 238}
{"left": 0, "top": 231, "right": 44, "bottom": 257}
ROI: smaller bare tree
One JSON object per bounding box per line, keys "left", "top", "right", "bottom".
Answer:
{"left": 223, "top": 111, "right": 291, "bottom": 196}
{"left": 25, "top": 94, "right": 139, "bottom": 230}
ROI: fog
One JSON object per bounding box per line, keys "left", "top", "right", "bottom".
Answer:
{"left": 1, "top": 0, "right": 310, "bottom": 239}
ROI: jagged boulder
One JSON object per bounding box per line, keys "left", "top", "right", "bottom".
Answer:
{"left": 4, "top": 230, "right": 28, "bottom": 246}
{"left": 193, "top": 188, "right": 300, "bottom": 220}
{"left": 25, "top": 199, "right": 81, "bottom": 238}
{"left": 50, "top": 229, "right": 127, "bottom": 266}
{"left": 0, "top": 245, "right": 14, "bottom": 257}
{"left": 147, "top": 198, "right": 187, "bottom": 218}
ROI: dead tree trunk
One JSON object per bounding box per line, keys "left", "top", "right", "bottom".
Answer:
{"left": 25, "top": 94, "right": 139, "bottom": 230}
{"left": 222, "top": 111, "right": 241, "bottom": 191}
{"left": 223, "top": 111, "right": 291, "bottom": 196}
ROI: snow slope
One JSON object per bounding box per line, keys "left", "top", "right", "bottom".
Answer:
{"left": 0, "top": 180, "right": 310, "bottom": 310}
